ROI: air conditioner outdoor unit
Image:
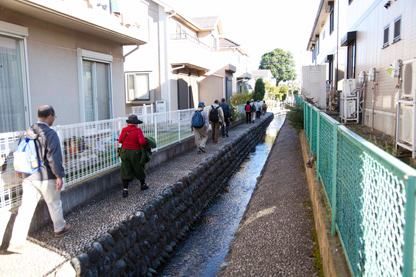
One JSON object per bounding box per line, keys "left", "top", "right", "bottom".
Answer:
{"left": 401, "top": 59, "right": 416, "bottom": 99}
{"left": 399, "top": 105, "right": 413, "bottom": 145}
{"left": 342, "top": 79, "right": 358, "bottom": 96}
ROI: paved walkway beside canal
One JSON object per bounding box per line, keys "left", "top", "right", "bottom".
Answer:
{"left": 0, "top": 113, "right": 274, "bottom": 277}
{"left": 219, "top": 120, "right": 318, "bottom": 276}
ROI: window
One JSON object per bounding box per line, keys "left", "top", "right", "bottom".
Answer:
{"left": 393, "top": 16, "right": 401, "bottom": 43}
{"left": 329, "top": 9, "right": 334, "bottom": 35}
{"left": 176, "top": 23, "right": 186, "bottom": 39}
{"left": 0, "top": 22, "right": 29, "bottom": 133}
{"left": 347, "top": 41, "right": 356, "bottom": 79}
{"left": 77, "top": 49, "right": 113, "bottom": 122}
{"left": 316, "top": 35, "right": 320, "bottom": 55}
{"left": 126, "top": 72, "right": 150, "bottom": 101}
{"left": 383, "top": 25, "right": 389, "bottom": 48}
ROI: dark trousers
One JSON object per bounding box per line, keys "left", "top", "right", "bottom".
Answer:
{"left": 246, "top": 112, "right": 251, "bottom": 124}
{"left": 221, "top": 117, "right": 230, "bottom": 136}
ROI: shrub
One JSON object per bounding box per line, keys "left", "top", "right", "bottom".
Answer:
{"left": 285, "top": 103, "right": 303, "bottom": 133}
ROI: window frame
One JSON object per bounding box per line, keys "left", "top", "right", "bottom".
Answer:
{"left": 0, "top": 21, "right": 31, "bottom": 131}
{"left": 77, "top": 48, "right": 113, "bottom": 122}
{"left": 393, "top": 16, "right": 401, "bottom": 43}
{"left": 329, "top": 9, "right": 335, "bottom": 35}
{"left": 125, "top": 72, "right": 151, "bottom": 102}
{"left": 383, "top": 24, "right": 390, "bottom": 48}
{"left": 347, "top": 41, "right": 356, "bottom": 79}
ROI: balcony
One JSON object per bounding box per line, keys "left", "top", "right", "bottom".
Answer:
{"left": 0, "top": 0, "right": 148, "bottom": 45}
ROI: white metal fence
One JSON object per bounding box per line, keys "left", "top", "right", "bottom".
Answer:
{"left": 0, "top": 108, "right": 196, "bottom": 213}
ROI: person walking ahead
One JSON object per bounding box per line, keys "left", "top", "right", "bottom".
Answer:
{"left": 8, "top": 105, "right": 71, "bottom": 254}
{"left": 191, "top": 102, "right": 209, "bottom": 153}
{"left": 208, "top": 100, "right": 224, "bottom": 144}
{"left": 118, "top": 115, "right": 149, "bottom": 198}
{"left": 245, "top": 100, "right": 251, "bottom": 124}
{"left": 220, "top": 98, "right": 232, "bottom": 137}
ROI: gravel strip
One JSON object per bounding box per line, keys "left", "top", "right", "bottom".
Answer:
{"left": 0, "top": 114, "right": 273, "bottom": 277}
{"left": 219, "top": 120, "right": 318, "bottom": 276}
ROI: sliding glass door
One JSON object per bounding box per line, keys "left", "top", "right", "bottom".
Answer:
{"left": 0, "top": 34, "right": 28, "bottom": 132}
{"left": 82, "top": 60, "right": 111, "bottom": 122}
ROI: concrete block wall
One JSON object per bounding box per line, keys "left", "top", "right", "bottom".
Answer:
{"left": 69, "top": 115, "right": 273, "bottom": 276}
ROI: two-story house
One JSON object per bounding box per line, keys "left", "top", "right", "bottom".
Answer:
{"left": 0, "top": 0, "right": 149, "bottom": 132}
{"left": 306, "top": 0, "right": 416, "bottom": 156}
{"left": 123, "top": 1, "right": 250, "bottom": 112}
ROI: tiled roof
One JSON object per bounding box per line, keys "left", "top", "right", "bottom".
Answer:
{"left": 191, "top": 16, "right": 219, "bottom": 29}
{"left": 220, "top": 38, "right": 240, "bottom": 48}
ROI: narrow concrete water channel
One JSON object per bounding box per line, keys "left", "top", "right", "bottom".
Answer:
{"left": 159, "top": 115, "right": 285, "bottom": 277}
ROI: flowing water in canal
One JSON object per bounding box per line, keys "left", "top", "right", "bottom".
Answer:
{"left": 160, "top": 115, "right": 285, "bottom": 277}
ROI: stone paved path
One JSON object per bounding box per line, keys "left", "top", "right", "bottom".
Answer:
{"left": 219, "top": 120, "right": 318, "bottom": 276}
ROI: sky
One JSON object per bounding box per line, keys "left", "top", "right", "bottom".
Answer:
{"left": 161, "top": 0, "right": 322, "bottom": 79}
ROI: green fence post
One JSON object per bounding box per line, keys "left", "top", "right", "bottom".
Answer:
{"left": 331, "top": 123, "right": 338, "bottom": 236}
{"left": 309, "top": 105, "right": 312, "bottom": 157}
{"left": 403, "top": 175, "right": 416, "bottom": 276}
{"left": 316, "top": 112, "right": 320, "bottom": 182}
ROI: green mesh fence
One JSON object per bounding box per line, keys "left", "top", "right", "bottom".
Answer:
{"left": 318, "top": 113, "right": 338, "bottom": 208}
{"left": 311, "top": 107, "right": 319, "bottom": 155}
{"left": 299, "top": 98, "right": 416, "bottom": 277}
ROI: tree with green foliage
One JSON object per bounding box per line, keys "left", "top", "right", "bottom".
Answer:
{"left": 253, "top": 78, "right": 266, "bottom": 101}
{"left": 259, "top": 48, "right": 296, "bottom": 86}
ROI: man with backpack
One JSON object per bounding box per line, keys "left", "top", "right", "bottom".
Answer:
{"left": 245, "top": 100, "right": 251, "bottom": 124}
{"left": 191, "top": 102, "right": 209, "bottom": 153}
{"left": 208, "top": 100, "right": 224, "bottom": 144}
{"left": 250, "top": 99, "right": 257, "bottom": 123}
{"left": 7, "top": 105, "right": 71, "bottom": 254}
{"left": 262, "top": 101, "right": 267, "bottom": 115}
{"left": 220, "top": 98, "right": 231, "bottom": 138}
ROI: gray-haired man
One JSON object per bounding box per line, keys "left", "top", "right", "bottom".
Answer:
{"left": 8, "top": 105, "right": 71, "bottom": 254}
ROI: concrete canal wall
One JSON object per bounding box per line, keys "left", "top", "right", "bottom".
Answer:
{"left": 69, "top": 114, "right": 273, "bottom": 276}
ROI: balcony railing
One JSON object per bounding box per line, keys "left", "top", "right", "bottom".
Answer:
{"left": 170, "top": 32, "right": 212, "bottom": 50}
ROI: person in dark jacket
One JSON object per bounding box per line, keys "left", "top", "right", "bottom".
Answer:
{"left": 220, "top": 98, "right": 232, "bottom": 137}
{"left": 8, "top": 105, "right": 71, "bottom": 254}
{"left": 118, "top": 115, "right": 148, "bottom": 198}
{"left": 245, "top": 100, "right": 251, "bottom": 124}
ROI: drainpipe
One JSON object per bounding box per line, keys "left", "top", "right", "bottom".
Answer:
{"left": 164, "top": 10, "right": 177, "bottom": 111}
{"left": 123, "top": 45, "right": 140, "bottom": 61}
{"left": 371, "top": 70, "right": 378, "bottom": 131}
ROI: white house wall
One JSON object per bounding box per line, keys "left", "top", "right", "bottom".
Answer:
{"left": 349, "top": 0, "right": 416, "bottom": 136}
{"left": 123, "top": 1, "right": 160, "bottom": 114}
{"left": 1, "top": 9, "right": 125, "bottom": 125}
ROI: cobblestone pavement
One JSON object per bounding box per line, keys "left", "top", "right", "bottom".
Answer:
{"left": 0, "top": 114, "right": 273, "bottom": 277}
{"left": 219, "top": 120, "right": 318, "bottom": 276}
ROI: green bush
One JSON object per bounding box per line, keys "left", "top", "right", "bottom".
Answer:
{"left": 285, "top": 103, "right": 303, "bottom": 133}
{"left": 228, "top": 90, "right": 253, "bottom": 122}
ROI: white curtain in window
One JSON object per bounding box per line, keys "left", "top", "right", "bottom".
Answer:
{"left": 135, "top": 74, "right": 149, "bottom": 100}
{"left": 83, "top": 61, "right": 94, "bottom": 122}
{"left": 96, "top": 62, "right": 110, "bottom": 120}
{"left": 0, "top": 35, "right": 26, "bottom": 133}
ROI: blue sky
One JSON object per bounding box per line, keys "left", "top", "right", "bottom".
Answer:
{"left": 162, "top": 0, "right": 321, "bottom": 77}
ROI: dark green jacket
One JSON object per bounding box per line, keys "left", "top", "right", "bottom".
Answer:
{"left": 140, "top": 137, "right": 157, "bottom": 165}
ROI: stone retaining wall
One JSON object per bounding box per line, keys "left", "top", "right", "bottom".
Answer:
{"left": 69, "top": 115, "right": 273, "bottom": 276}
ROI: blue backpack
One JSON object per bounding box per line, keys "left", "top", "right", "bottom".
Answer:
{"left": 13, "top": 137, "right": 42, "bottom": 175}
{"left": 192, "top": 110, "right": 205, "bottom": 128}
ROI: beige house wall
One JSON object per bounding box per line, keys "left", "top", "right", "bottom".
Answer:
{"left": 0, "top": 9, "right": 126, "bottom": 126}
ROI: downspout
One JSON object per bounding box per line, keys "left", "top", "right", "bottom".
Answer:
{"left": 164, "top": 11, "right": 177, "bottom": 111}
{"left": 123, "top": 45, "right": 140, "bottom": 61}
{"left": 335, "top": 0, "right": 339, "bottom": 91}
{"left": 394, "top": 59, "right": 403, "bottom": 141}
{"left": 371, "top": 69, "right": 378, "bottom": 131}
